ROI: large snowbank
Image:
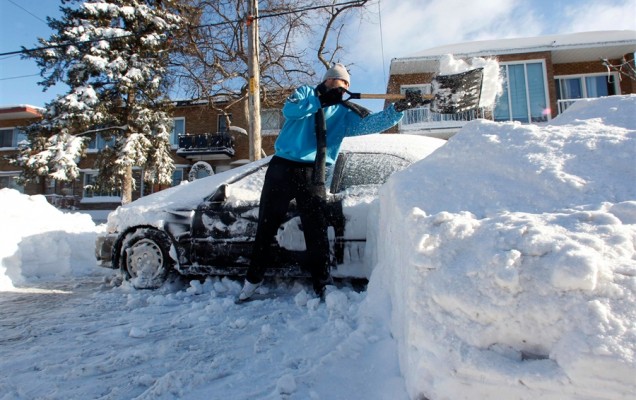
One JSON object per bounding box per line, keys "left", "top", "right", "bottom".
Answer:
{"left": 369, "top": 95, "right": 636, "bottom": 399}
{"left": 0, "top": 189, "right": 101, "bottom": 291}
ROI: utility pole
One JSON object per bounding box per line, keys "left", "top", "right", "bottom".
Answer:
{"left": 247, "top": 0, "right": 261, "bottom": 161}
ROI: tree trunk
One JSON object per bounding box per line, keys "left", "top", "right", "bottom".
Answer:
{"left": 121, "top": 165, "right": 133, "bottom": 205}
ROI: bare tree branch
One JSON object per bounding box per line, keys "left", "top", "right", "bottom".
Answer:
{"left": 602, "top": 56, "right": 636, "bottom": 81}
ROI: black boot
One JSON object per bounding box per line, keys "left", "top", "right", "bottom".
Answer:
{"left": 313, "top": 275, "right": 333, "bottom": 300}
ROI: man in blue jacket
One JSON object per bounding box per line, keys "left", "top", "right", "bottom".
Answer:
{"left": 239, "top": 63, "right": 415, "bottom": 301}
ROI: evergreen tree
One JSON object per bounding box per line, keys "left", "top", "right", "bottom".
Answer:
{"left": 13, "top": 0, "right": 183, "bottom": 204}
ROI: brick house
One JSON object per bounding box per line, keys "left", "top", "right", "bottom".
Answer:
{"left": 388, "top": 30, "right": 636, "bottom": 138}
{"left": 0, "top": 95, "right": 288, "bottom": 209}
{"left": 0, "top": 105, "right": 44, "bottom": 194}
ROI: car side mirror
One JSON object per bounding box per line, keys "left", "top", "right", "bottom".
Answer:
{"left": 209, "top": 184, "right": 228, "bottom": 203}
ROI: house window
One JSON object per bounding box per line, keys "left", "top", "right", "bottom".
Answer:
{"left": 261, "top": 109, "right": 285, "bottom": 131}
{"left": 0, "top": 128, "right": 27, "bottom": 148}
{"left": 555, "top": 72, "right": 619, "bottom": 112}
{"left": 494, "top": 61, "right": 549, "bottom": 123}
{"left": 83, "top": 171, "right": 121, "bottom": 198}
{"left": 0, "top": 173, "right": 23, "bottom": 192}
{"left": 400, "top": 84, "right": 432, "bottom": 96}
{"left": 218, "top": 114, "right": 232, "bottom": 133}
{"left": 0, "top": 129, "right": 12, "bottom": 148}
{"left": 171, "top": 117, "right": 185, "bottom": 146}
{"left": 172, "top": 167, "right": 187, "bottom": 186}
{"left": 86, "top": 133, "right": 116, "bottom": 151}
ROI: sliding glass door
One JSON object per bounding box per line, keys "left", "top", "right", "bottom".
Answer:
{"left": 494, "top": 61, "right": 550, "bottom": 123}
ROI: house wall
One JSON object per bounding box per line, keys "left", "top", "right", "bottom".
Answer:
{"left": 0, "top": 119, "right": 25, "bottom": 174}
{"left": 0, "top": 116, "right": 46, "bottom": 195}
{"left": 387, "top": 51, "right": 635, "bottom": 123}
{"left": 553, "top": 55, "right": 635, "bottom": 97}
{"left": 232, "top": 132, "right": 277, "bottom": 160}
{"left": 173, "top": 99, "right": 280, "bottom": 160}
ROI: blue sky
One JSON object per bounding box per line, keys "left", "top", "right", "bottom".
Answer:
{"left": 1, "top": 0, "right": 635, "bottom": 111}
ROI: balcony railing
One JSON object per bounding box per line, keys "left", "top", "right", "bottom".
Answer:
{"left": 400, "top": 106, "right": 485, "bottom": 131}
{"left": 177, "top": 132, "right": 235, "bottom": 158}
{"left": 557, "top": 98, "right": 585, "bottom": 114}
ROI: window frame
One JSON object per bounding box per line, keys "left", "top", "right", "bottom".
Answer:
{"left": 0, "top": 171, "right": 24, "bottom": 192}
{"left": 400, "top": 83, "right": 432, "bottom": 96}
{"left": 554, "top": 72, "right": 621, "bottom": 100}
{"left": 86, "top": 132, "right": 116, "bottom": 152}
{"left": 172, "top": 164, "right": 189, "bottom": 187}
{"left": 261, "top": 108, "right": 285, "bottom": 132}
{"left": 494, "top": 59, "right": 551, "bottom": 123}
{"left": 82, "top": 170, "right": 122, "bottom": 200}
{"left": 171, "top": 117, "right": 185, "bottom": 147}
{"left": 0, "top": 127, "right": 27, "bottom": 149}
{"left": 217, "top": 114, "right": 232, "bottom": 133}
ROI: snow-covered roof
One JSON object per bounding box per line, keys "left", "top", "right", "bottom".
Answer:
{"left": 391, "top": 30, "right": 636, "bottom": 74}
{"left": 0, "top": 104, "right": 45, "bottom": 121}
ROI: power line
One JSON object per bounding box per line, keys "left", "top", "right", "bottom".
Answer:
{"left": 0, "top": 73, "right": 40, "bottom": 81}
{"left": 4, "top": 0, "right": 48, "bottom": 25}
{"left": 258, "top": 0, "right": 368, "bottom": 19}
{"left": 377, "top": 0, "right": 386, "bottom": 89}
{"left": 0, "top": 0, "right": 368, "bottom": 58}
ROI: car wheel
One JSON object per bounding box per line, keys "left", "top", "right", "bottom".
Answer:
{"left": 120, "top": 228, "right": 173, "bottom": 289}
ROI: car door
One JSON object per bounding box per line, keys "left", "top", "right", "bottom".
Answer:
{"left": 189, "top": 163, "right": 305, "bottom": 271}
{"left": 327, "top": 151, "right": 412, "bottom": 277}
{"left": 190, "top": 165, "right": 266, "bottom": 268}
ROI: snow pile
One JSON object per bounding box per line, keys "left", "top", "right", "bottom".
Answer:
{"left": 369, "top": 95, "right": 636, "bottom": 399}
{"left": 0, "top": 189, "right": 100, "bottom": 290}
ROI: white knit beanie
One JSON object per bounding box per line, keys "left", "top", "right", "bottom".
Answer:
{"left": 322, "top": 63, "right": 350, "bottom": 84}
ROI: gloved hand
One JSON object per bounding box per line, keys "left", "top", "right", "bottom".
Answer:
{"left": 318, "top": 87, "right": 345, "bottom": 107}
{"left": 394, "top": 89, "right": 423, "bottom": 112}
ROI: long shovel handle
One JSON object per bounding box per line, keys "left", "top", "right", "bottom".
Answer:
{"left": 350, "top": 93, "right": 434, "bottom": 101}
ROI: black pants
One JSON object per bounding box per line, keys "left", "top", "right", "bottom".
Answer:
{"left": 246, "top": 156, "right": 331, "bottom": 289}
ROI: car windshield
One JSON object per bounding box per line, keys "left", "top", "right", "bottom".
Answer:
{"left": 222, "top": 152, "right": 410, "bottom": 204}
{"left": 224, "top": 166, "right": 267, "bottom": 206}
{"left": 336, "top": 152, "right": 410, "bottom": 192}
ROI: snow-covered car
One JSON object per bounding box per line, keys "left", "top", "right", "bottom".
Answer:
{"left": 95, "top": 134, "right": 445, "bottom": 288}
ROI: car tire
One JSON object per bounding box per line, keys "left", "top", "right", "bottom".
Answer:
{"left": 120, "top": 228, "right": 173, "bottom": 289}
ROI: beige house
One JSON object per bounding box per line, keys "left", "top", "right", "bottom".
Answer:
{"left": 387, "top": 30, "right": 636, "bottom": 138}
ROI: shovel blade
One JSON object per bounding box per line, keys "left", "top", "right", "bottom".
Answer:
{"left": 431, "top": 68, "right": 484, "bottom": 114}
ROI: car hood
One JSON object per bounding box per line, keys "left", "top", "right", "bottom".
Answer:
{"left": 106, "top": 158, "right": 270, "bottom": 233}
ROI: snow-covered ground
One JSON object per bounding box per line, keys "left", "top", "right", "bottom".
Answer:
{"left": 1, "top": 95, "right": 634, "bottom": 399}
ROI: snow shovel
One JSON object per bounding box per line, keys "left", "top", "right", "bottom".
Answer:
{"left": 345, "top": 68, "right": 484, "bottom": 114}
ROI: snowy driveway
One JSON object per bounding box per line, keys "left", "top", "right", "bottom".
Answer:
{"left": 0, "top": 273, "right": 407, "bottom": 400}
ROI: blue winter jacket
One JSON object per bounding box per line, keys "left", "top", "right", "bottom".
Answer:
{"left": 274, "top": 85, "right": 404, "bottom": 165}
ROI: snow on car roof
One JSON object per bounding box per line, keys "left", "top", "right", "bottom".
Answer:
{"left": 340, "top": 133, "right": 445, "bottom": 161}
{"left": 106, "top": 158, "right": 269, "bottom": 232}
